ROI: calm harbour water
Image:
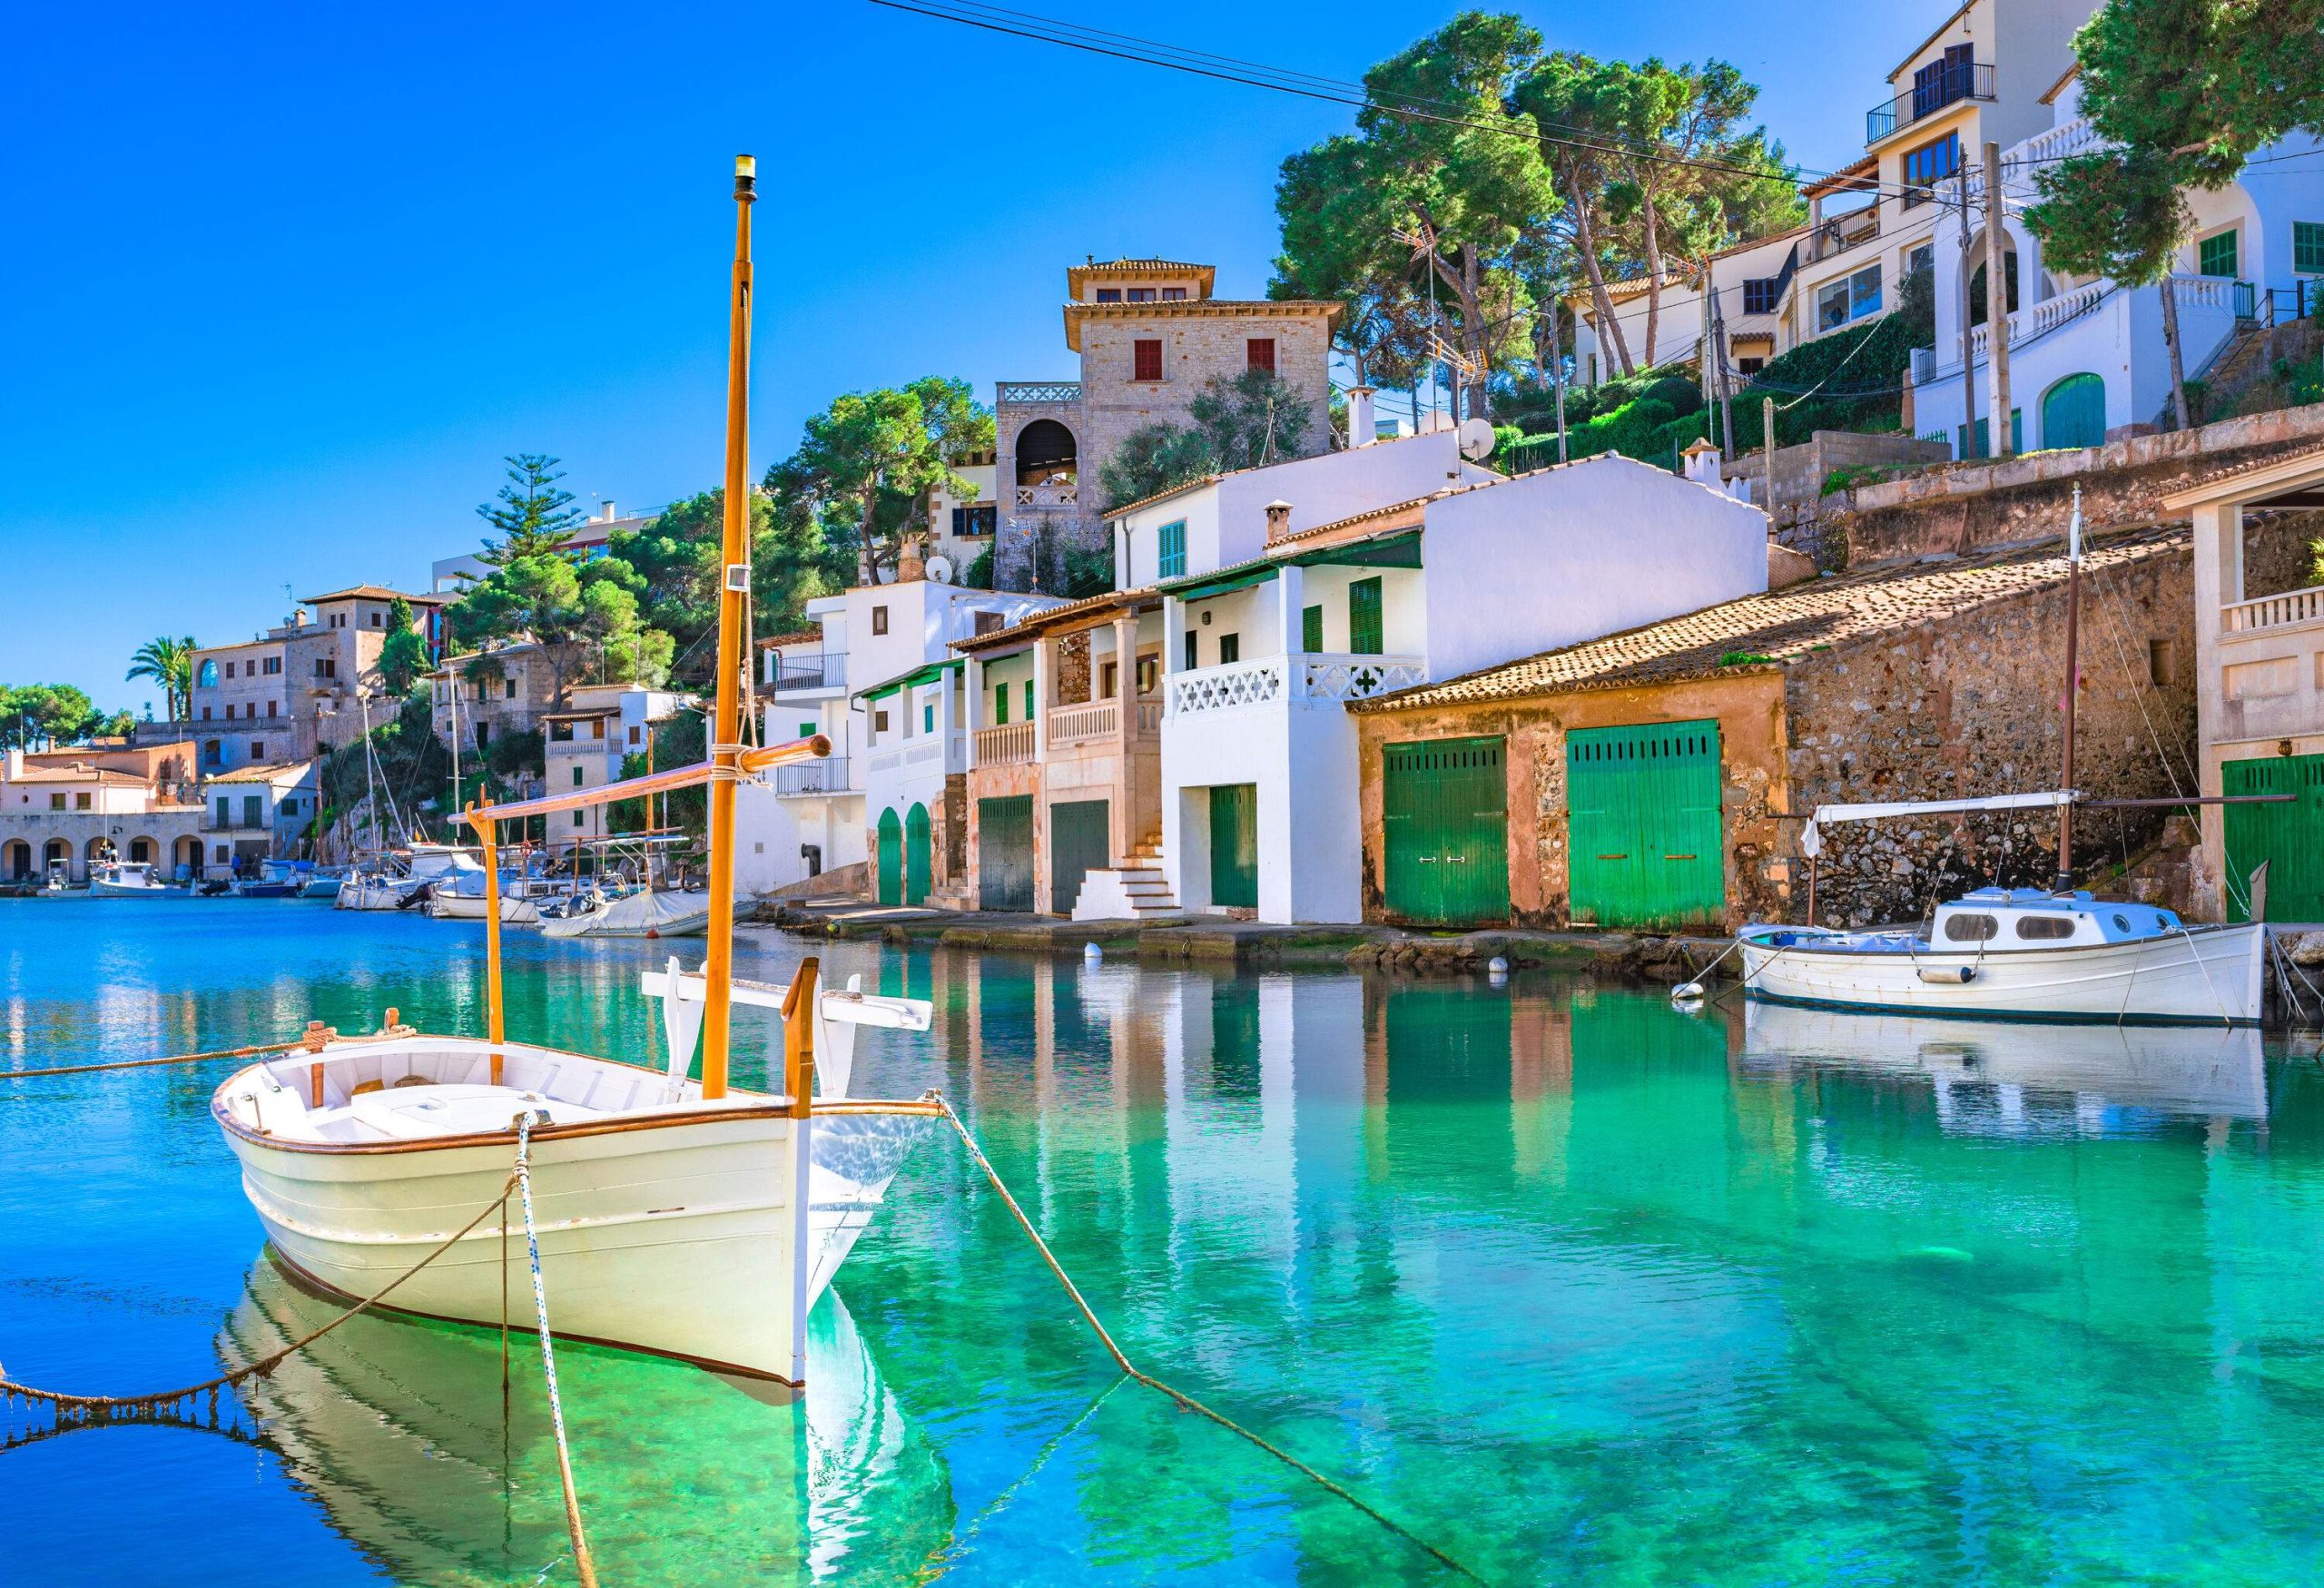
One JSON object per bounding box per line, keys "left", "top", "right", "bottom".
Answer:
{"left": 5, "top": 901, "right": 2324, "bottom": 1586}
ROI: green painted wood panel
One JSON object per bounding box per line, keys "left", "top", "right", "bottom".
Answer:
{"left": 2040, "top": 372, "right": 2106, "bottom": 451}
{"left": 1566, "top": 720, "right": 1725, "bottom": 931}
{"left": 1049, "top": 798, "right": 1110, "bottom": 915}
{"left": 1383, "top": 737, "right": 1512, "bottom": 925}
{"left": 1302, "top": 604, "right": 1324, "bottom": 652}
{"left": 1348, "top": 577, "right": 1384, "bottom": 656}
{"left": 875, "top": 806, "right": 904, "bottom": 907}
{"left": 1208, "top": 784, "right": 1258, "bottom": 908}
{"left": 978, "top": 795, "right": 1034, "bottom": 912}
{"left": 2224, "top": 754, "right": 2324, "bottom": 922}
{"left": 904, "top": 802, "right": 932, "bottom": 907}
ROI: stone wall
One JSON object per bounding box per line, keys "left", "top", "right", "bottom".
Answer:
{"left": 1721, "top": 430, "right": 1950, "bottom": 536}
{"left": 1077, "top": 311, "right": 1333, "bottom": 493}
{"left": 2246, "top": 508, "right": 2324, "bottom": 600}
{"left": 1787, "top": 540, "right": 2198, "bottom": 926}
{"left": 1829, "top": 401, "right": 2324, "bottom": 568}
{"left": 934, "top": 772, "right": 968, "bottom": 888}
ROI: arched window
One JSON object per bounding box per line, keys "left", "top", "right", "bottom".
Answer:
{"left": 198, "top": 659, "right": 219, "bottom": 688}
{"left": 1015, "top": 419, "right": 1078, "bottom": 486}
{"left": 1969, "top": 254, "right": 2020, "bottom": 326}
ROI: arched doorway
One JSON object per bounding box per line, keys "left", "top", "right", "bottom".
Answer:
{"left": 173, "top": 834, "right": 202, "bottom": 879}
{"left": 904, "top": 803, "right": 932, "bottom": 907}
{"left": 128, "top": 836, "right": 156, "bottom": 864}
{"left": 1014, "top": 419, "right": 1078, "bottom": 488}
{"left": 2040, "top": 372, "right": 2107, "bottom": 451}
{"left": 2, "top": 840, "right": 29, "bottom": 880}
{"left": 43, "top": 839, "right": 71, "bottom": 876}
{"left": 85, "top": 836, "right": 115, "bottom": 863}
{"left": 875, "top": 807, "right": 903, "bottom": 906}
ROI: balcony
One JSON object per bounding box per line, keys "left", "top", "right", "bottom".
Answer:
{"left": 1045, "top": 696, "right": 1164, "bottom": 749}
{"left": 975, "top": 721, "right": 1035, "bottom": 765}
{"left": 1801, "top": 208, "right": 1880, "bottom": 264}
{"left": 766, "top": 651, "right": 846, "bottom": 693}
{"left": 771, "top": 755, "right": 850, "bottom": 796}
{"left": 2224, "top": 586, "right": 2324, "bottom": 635}
{"left": 867, "top": 731, "right": 965, "bottom": 779}
{"left": 1867, "top": 60, "right": 1994, "bottom": 144}
{"left": 996, "top": 381, "right": 1083, "bottom": 406}
{"left": 1167, "top": 653, "right": 1427, "bottom": 717}
{"left": 1014, "top": 483, "right": 1079, "bottom": 508}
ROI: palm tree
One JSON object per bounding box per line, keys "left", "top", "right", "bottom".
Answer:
{"left": 126, "top": 636, "right": 196, "bottom": 723}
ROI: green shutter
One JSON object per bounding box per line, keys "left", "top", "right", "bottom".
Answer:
{"left": 1208, "top": 784, "right": 1258, "bottom": 908}
{"left": 904, "top": 803, "right": 932, "bottom": 906}
{"left": 1218, "top": 633, "right": 1240, "bottom": 665}
{"left": 1184, "top": 632, "right": 1198, "bottom": 670}
{"left": 2200, "top": 230, "right": 2239, "bottom": 278}
{"left": 1158, "top": 520, "right": 1186, "bottom": 578}
{"left": 994, "top": 686, "right": 1009, "bottom": 725}
{"left": 1023, "top": 680, "right": 1033, "bottom": 722}
{"left": 797, "top": 722, "right": 815, "bottom": 738}
{"left": 2297, "top": 222, "right": 2324, "bottom": 274}
{"left": 2223, "top": 755, "right": 2324, "bottom": 922}
{"left": 1383, "top": 738, "right": 1511, "bottom": 925}
{"left": 1301, "top": 605, "right": 1323, "bottom": 652}
{"left": 1348, "top": 577, "right": 1384, "bottom": 656}
{"left": 1566, "top": 721, "right": 1726, "bottom": 931}
{"left": 1049, "top": 799, "right": 1110, "bottom": 914}
{"left": 875, "top": 807, "right": 904, "bottom": 906}
{"left": 977, "top": 795, "right": 1034, "bottom": 911}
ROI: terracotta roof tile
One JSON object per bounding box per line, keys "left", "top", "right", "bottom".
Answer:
{"left": 1353, "top": 524, "right": 2190, "bottom": 713}
{"left": 950, "top": 588, "right": 1160, "bottom": 653}
{"left": 302, "top": 585, "right": 448, "bottom": 605}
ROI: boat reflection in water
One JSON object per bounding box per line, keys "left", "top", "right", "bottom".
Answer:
{"left": 221, "top": 1258, "right": 953, "bottom": 1587}
{"left": 1739, "top": 999, "right": 2268, "bottom": 1134}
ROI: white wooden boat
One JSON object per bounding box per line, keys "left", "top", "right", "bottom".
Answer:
{"left": 334, "top": 867, "right": 418, "bottom": 912}
{"left": 89, "top": 860, "right": 183, "bottom": 897}
{"left": 537, "top": 886, "right": 716, "bottom": 939}
{"left": 212, "top": 966, "right": 932, "bottom": 1382}
{"left": 1739, "top": 886, "right": 2266, "bottom": 1024}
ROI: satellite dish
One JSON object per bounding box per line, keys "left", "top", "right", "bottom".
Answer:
{"left": 927, "top": 554, "right": 956, "bottom": 585}
{"left": 1457, "top": 417, "right": 1497, "bottom": 461}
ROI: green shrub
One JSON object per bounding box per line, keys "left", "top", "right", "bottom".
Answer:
{"left": 1641, "top": 375, "right": 1706, "bottom": 417}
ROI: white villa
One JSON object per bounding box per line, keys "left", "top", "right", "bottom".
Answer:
{"left": 753, "top": 575, "right": 1064, "bottom": 901}
{"left": 1910, "top": 70, "right": 2324, "bottom": 454}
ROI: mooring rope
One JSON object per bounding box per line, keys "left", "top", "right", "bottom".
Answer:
{"left": 514, "top": 1112, "right": 601, "bottom": 1588}
{"left": 0, "top": 1172, "right": 517, "bottom": 1425}
{"left": 932, "top": 1096, "right": 1488, "bottom": 1584}
{"left": 0, "top": 1039, "right": 304, "bottom": 1080}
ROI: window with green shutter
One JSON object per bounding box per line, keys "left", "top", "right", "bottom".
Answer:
{"left": 923, "top": 703, "right": 935, "bottom": 733}
{"left": 1218, "top": 633, "right": 1240, "bottom": 665}
{"left": 1157, "top": 520, "right": 1187, "bottom": 578}
{"left": 994, "top": 686, "right": 1009, "bottom": 725}
{"left": 1023, "top": 680, "right": 1033, "bottom": 721}
{"left": 2297, "top": 222, "right": 2324, "bottom": 274}
{"left": 1301, "top": 605, "right": 1323, "bottom": 652}
{"left": 1185, "top": 632, "right": 1198, "bottom": 670}
{"left": 2199, "top": 230, "right": 2239, "bottom": 278}
{"left": 1348, "top": 577, "right": 1384, "bottom": 656}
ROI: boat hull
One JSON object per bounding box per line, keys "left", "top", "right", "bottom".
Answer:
{"left": 427, "top": 892, "right": 541, "bottom": 924}
{"left": 87, "top": 880, "right": 183, "bottom": 898}
{"left": 1738, "top": 922, "right": 2267, "bottom": 1024}
{"left": 215, "top": 1070, "right": 930, "bottom": 1382}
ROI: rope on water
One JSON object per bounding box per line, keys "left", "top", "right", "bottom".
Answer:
{"left": 932, "top": 1096, "right": 1489, "bottom": 1585}
{"left": 515, "top": 1112, "right": 602, "bottom": 1588}
{"left": 0, "top": 1171, "right": 517, "bottom": 1426}
{"left": 1, "top": 1039, "right": 304, "bottom": 1080}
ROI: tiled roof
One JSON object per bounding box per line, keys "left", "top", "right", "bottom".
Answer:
{"left": 5, "top": 765, "right": 149, "bottom": 785}
{"left": 753, "top": 630, "right": 822, "bottom": 649}
{"left": 202, "top": 760, "right": 314, "bottom": 784}
{"left": 1353, "top": 524, "right": 2191, "bottom": 713}
{"left": 1106, "top": 474, "right": 1226, "bottom": 519}
{"left": 950, "top": 587, "right": 1160, "bottom": 653}
{"left": 1078, "top": 257, "right": 1210, "bottom": 274}
{"left": 1800, "top": 155, "right": 1878, "bottom": 201}
{"left": 1062, "top": 298, "right": 1339, "bottom": 352}
{"left": 2158, "top": 440, "right": 2324, "bottom": 508}
{"left": 302, "top": 585, "right": 447, "bottom": 605}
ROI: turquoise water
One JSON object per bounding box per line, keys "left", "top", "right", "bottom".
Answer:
{"left": 5, "top": 901, "right": 2324, "bottom": 1584}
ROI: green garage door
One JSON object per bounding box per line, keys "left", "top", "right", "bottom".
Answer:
{"left": 1567, "top": 720, "right": 1726, "bottom": 931}
{"left": 978, "top": 795, "right": 1035, "bottom": 912}
{"left": 875, "top": 807, "right": 903, "bottom": 906}
{"left": 1383, "top": 736, "right": 1512, "bottom": 925}
{"left": 1208, "top": 784, "right": 1258, "bottom": 909}
{"left": 2225, "top": 753, "right": 2324, "bottom": 922}
{"left": 1049, "top": 798, "right": 1110, "bottom": 915}
{"left": 2041, "top": 372, "right": 2107, "bottom": 451}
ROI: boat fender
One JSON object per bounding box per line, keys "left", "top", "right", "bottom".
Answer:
{"left": 1671, "top": 981, "right": 1706, "bottom": 1003}
{"left": 1084, "top": 942, "right": 1102, "bottom": 962}
{"left": 1918, "top": 965, "right": 1976, "bottom": 984}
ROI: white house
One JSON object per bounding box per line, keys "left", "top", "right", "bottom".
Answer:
{"left": 542, "top": 683, "right": 687, "bottom": 848}
{"left": 1911, "top": 70, "right": 2324, "bottom": 454}
{"left": 198, "top": 760, "right": 318, "bottom": 872}
{"left": 752, "top": 575, "right": 1064, "bottom": 899}
{"left": 1153, "top": 454, "right": 1772, "bottom": 924}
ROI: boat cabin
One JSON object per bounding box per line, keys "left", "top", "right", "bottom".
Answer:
{"left": 1932, "top": 889, "right": 2183, "bottom": 951}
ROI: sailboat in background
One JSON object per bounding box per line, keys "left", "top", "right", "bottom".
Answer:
{"left": 211, "top": 157, "right": 943, "bottom": 1384}
{"left": 1738, "top": 490, "right": 2270, "bottom": 1025}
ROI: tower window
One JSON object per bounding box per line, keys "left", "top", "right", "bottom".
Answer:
{"left": 1133, "top": 340, "right": 1163, "bottom": 381}
{"left": 1247, "top": 338, "right": 1276, "bottom": 374}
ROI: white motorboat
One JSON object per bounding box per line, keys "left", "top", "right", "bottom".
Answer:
{"left": 537, "top": 885, "right": 719, "bottom": 939}
{"left": 425, "top": 860, "right": 576, "bottom": 925}
{"left": 212, "top": 159, "right": 900, "bottom": 1386}
{"left": 88, "top": 860, "right": 182, "bottom": 897}
{"left": 300, "top": 869, "right": 346, "bottom": 901}
{"left": 335, "top": 866, "right": 418, "bottom": 912}
{"left": 1739, "top": 886, "right": 2266, "bottom": 1024}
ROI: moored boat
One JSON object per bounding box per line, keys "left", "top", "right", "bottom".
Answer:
{"left": 88, "top": 860, "right": 184, "bottom": 897}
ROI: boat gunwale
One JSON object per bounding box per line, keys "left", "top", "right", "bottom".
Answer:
{"left": 1736, "top": 920, "right": 2262, "bottom": 960}
{"left": 1740, "top": 986, "right": 2262, "bottom": 1026}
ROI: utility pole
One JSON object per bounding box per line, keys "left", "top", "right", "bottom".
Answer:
{"left": 1957, "top": 169, "right": 1980, "bottom": 458}
{"left": 1708, "top": 277, "right": 1736, "bottom": 460}
{"left": 1762, "top": 396, "right": 1777, "bottom": 519}
{"left": 1553, "top": 308, "right": 1570, "bottom": 464}
{"left": 1984, "top": 141, "right": 2014, "bottom": 459}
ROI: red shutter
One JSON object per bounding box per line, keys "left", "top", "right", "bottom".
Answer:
{"left": 1246, "top": 338, "right": 1276, "bottom": 374}
{"left": 1133, "top": 340, "right": 1163, "bottom": 381}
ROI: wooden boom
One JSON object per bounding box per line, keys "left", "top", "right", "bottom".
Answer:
{"left": 457, "top": 735, "right": 831, "bottom": 828}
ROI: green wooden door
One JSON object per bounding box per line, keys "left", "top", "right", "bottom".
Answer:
{"left": 1383, "top": 737, "right": 1512, "bottom": 925}
{"left": 1208, "top": 784, "right": 1258, "bottom": 908}
{"left": 1049, "top": 799, "right": 1110, "bottom": 915}
{"left": 978, "top": 795, "right": 1034, "bottom": 912}
{"left": 2041, "top": 372, "right": 2106, "bottom": 450}
{"left": 1348, "top": 577, "right": 1384, "bottom": 655}
{"left": 904, "top": 803, "right": 932, "bottom": 906}
{"left": 2224, "top": 754, "right": 2324, "bottom": 922}
{"left": 875, "top": 807, "right": 903, "bottom": 906}
{"left": 1566, "top": 720, "right": 1726, "bottom": 931}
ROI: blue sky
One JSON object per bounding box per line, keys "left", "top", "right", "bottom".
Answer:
{"left": 0, "top": 1, "right": 1932, "bottom": 710}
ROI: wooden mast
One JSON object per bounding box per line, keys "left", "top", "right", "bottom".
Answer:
{"left": 2054, "top": 484, "right": 2083, "bottom": 893}
{"left": 701, "top": 154, "right": 755, "bottom": 1100}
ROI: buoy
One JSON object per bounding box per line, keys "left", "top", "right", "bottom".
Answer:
{"left": 1083, "top": 941, "right": 1102, "bottom": 962}
{"left": 1671, "top": 981, "right": 1706, "bottom": 1003}
{"left": 1487, "top": 955, "right": 1509, "bottom": 975}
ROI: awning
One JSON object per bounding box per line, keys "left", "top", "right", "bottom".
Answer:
{"left": 855, "top": 657, "right": 963, "bottom": 704}
{"left": 1160, "top": 564, "right": 1279, "bottom": 602}
{"left": 1284, "top": 528, "right": 1422, "bottom": 571}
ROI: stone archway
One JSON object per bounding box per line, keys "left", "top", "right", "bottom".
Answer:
{"left": 1014, "top": 419, "right": 1078, "bottom": 488}
{"left": 2, "top": 840, "right": 29, "bottom": 881}
{"left": 127, "top": 835, "right": 156, "bottom": 865}
{"left": 173, "top": 834, "right": 203, "bottom": 878}
{"left": 85, "top": 835, "right": 115, "bottom": 863}
{"left": 43, "top": 839, "right": 71, "bottom": 874}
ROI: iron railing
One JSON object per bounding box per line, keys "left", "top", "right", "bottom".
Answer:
{"left": 1867, "top": 61, "right": 1994, "bottom": 144}
{"left": 767, "top": 651, "right": 846, "bottom": 693}
{"left": 771, "top": 756, "right": 850, "bottom": 796}
{"left": 996, "top": 381, "right": 1084, "bottom": 405}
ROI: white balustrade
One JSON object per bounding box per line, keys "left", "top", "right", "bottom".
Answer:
{"left": 1046, "top": 701, "right": 1120, "bottom": 745}
{"left": 1295, "top": 653, "right": 1429, "bottom": 701}
{"left": 1014, "top": 484, "right": 1078, "bottom": 507}
{"left": 2223, "top": 586, "right": 2324, "bottom": 634}
{"left": 974, "top": 721, "right": 1035, "bottom": 764}
{"left": 1167, "top": 653, "right": 1426, "bottom": 716}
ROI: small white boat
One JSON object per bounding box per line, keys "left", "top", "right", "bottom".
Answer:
{"left": 300, "top": 869, "right": 346, "bottom": 901}
{"left": 89, "top": 860, "right": 183, "bottom": 897}
{"left": 39, "top": 859, "right": 74, "bottom": 895}
{"left": 1739, "top": 887, "right": 2266, "bottom": 1024}
{"left": 335, "top": 868, "right": 418, "bottom": 912}
{"left": 212, "top": 965, "right": 933, "bottom": 1383}
{"left": 423, "top": 856, "right": 576, "bottom": 924}
{"left": 537, "top": 886, "right": 718, "bottom": 940}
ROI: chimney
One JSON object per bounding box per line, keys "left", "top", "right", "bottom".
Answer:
{"left": 1264, "top": 499, "right": 1294, "bottom": 542}
{"left": 1680, "top": 438, "right": 1725, "bottom": 488}
{"left": 602, "top": 500, "right": 617, "bottom": 523}
{"left": 1345, "top": 385, "right": 1376, "bottom": 449}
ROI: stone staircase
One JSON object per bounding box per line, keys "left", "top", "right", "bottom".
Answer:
{"left": 1069, "top": 829, "right": 1182, "bottom": 922}
{"left": 925, "top": 878, "right": 979, "bottom": 912}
